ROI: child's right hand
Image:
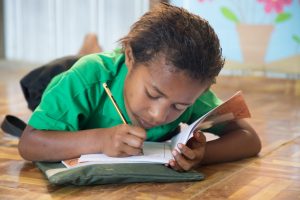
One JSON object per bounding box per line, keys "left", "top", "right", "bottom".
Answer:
{"left": 100, "top": 124, "right": 146, "bottom": 157}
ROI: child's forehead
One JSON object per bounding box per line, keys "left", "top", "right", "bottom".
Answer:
{"left": 145, "top": 60, "right": 179, "bottom": 78}
{"left": 145, "top": 63, "right": 208, "bottom": 102}
{"left": 135, "top": 52, "right": 205, "bottom": 85}
{"left": 145, "top": 56, "right": 189, "bottom": 79}
{"left": 145, "top": 61, "right": 199, "bottom": 86}
{"left": 145, "top": 53, "right": 177, "bottom": 70}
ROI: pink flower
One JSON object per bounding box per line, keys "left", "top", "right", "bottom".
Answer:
{"left": 258, "top": 0, "right": 292, "bottom": 13}
{"left": 198, "top": 0, "right": 212, "bottom": 2}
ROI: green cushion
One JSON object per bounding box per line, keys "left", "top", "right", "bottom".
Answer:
{"left": 35, "top": 162, "right": 204, "bottom": 185}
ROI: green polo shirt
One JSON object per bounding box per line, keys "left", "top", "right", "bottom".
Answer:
{"left": 28, "top": 49, "right": 223, "bottom": 141}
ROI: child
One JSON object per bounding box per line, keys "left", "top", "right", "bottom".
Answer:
{"left": 18, "top": 3, "right": 261, "bottom": 171}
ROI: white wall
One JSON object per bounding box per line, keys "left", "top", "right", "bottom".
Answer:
{"left": 4, "top": 0, "right": 149, "bottom": 62}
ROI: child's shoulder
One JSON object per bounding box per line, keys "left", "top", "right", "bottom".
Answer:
{"left": 74, "top": 48, "right": 124, "bottom": 71}
{"left": 69, "top": 49, "right": 126, "bottom": 85}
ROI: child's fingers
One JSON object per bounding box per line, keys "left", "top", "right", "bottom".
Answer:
{"left": 187, "top": 130, "right": 206, "bottom": 149}
{"left": 172, "top": 149, "right": 192, "bottom": 171}
{"left": 121, "top": 144, "right": 143, "bottom": 156}
{"left": 168, "top": 159, "right": 184, "bottom": 171}
{"left": 194, "top": 130, "right": 206, "bottom": 144}
{"left": 127, "top": 125, "right": 147, "bottom": 140}
{"left": 122, "top": 133, "right": 144, "bottom": 148}
{"left": 177, "top": 143, "right": 196, "bottom": 160}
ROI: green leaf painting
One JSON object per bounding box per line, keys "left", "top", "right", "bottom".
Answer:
{"left": 220, "top": 7, "right": 239, "bottom": 23}
{"left": 292, "top": 35, "right": 300, "bottom": 44}
{"left": 275, "top": 12, "right": 292, "bottom": 23}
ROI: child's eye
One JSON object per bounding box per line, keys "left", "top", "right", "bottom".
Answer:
{"left": 173, "top": 104, "right": 188, "bottom": 111}
{"left": 145, "top": 90, "right": 160, "bottom": 100}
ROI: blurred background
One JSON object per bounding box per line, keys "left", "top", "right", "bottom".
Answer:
{"left": 0, "top": 0, "right": 299, "bottom": 79}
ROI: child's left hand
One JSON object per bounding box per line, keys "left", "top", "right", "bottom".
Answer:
{"left": 168, "top": 131, "right": 206, "bottom": 171}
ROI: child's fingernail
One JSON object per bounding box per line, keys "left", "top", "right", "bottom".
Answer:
{"left": 172, "top": 150, "right": 177, "bottom": 156}
{"left": 170, "top": 160, "right": 175, "bottom": 167}
{"left": 197, "top": 131, "right": 202, "bottom": 136}
{"left": 194, "top": 130, "right": 199, "bottom": 136}
{"left": 178, "top": 143, "right": 183, "bottom": 149}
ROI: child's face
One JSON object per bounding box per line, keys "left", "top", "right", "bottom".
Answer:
{"left": 124, "top": 49, "right": 209, "bottom": 129}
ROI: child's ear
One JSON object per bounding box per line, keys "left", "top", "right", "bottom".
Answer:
{"left": 124, "top": 45, "right": 134, "bottom": 71}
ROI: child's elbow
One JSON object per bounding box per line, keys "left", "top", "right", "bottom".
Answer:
{"left": 18, "top": 143, "right": 29, "bottom": 161}
{"left": 18, "top": 137, "right": 31, "bottom": 161}
{"left": 18, "top": 126, "right": 36, "bottom": 161}
{"left": 248, "top": 130, "right": 262, "bottom": 157}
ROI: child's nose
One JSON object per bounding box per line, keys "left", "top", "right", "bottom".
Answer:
{"left": 148, "top": 103, "right": 169, "bottom": 125}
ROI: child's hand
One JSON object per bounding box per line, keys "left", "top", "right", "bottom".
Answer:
{"left": 168, "top": 131, "right": 206, "bottom": 171}
{"left": 101, "top": 124, "right": 146, "bottom": 157}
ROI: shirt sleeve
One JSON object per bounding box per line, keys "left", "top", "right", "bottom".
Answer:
{"left": 188, "top": 89, "right": 225, "bottom": 136}
{"left": 28, "top": 66, "right": 95, "bottom": 131}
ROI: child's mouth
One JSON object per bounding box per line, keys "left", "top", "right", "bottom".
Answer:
{"left": 136, "top": 116, "right": 154, "bottom": 129}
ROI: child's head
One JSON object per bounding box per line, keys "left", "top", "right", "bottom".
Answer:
{"left": 120, "top": 3, "right": 225, "bottom": 129}
{"left": 120, "top": 3, "right": 224, "bottom": 85}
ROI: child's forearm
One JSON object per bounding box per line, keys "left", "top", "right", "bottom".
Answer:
{"left": 201, "top": 128, "right": 261, "bottom": 165}
{"left": 18, "top": 125, "right": 106, "bottom": 162}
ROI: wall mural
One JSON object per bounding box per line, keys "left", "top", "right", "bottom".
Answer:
{"left": 171, "top": 0, "right": 300, "bottom": 79}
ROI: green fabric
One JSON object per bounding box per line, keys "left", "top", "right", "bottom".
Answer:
{"left": 28, "top": 49, "right": 224, "bottom": 142}
{"left": 35, "top": 162, "right": 204, "bottom": 185}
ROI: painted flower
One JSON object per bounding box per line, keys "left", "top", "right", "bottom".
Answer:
{"left": 198, "top": 0, "right": 212, "bottom": 2}
{"left": 219, "top": 0, "right": 292, "bottom": 24}
{"left": 258, "top": 0, "right": 292, "bottom": 13}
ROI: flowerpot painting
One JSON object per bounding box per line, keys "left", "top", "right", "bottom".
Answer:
{"left": 237, "top": 24, "right": 274, "bottom": 66}
{"left": 172, "top": 0, "right": 300, "bottom": 77}
{"left": 220, "top": 0, "right": 292, "bottom": 67}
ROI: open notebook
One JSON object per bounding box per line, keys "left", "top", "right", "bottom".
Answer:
{"left": 63, "top": 91, "right": 250, "bottom": 168}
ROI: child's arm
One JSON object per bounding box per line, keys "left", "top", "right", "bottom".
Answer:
{"left": 18, "top": 124, "right": 146, "bottom": 162}
{"left": 169, "top": 119, "right": 261, "bottom": 171}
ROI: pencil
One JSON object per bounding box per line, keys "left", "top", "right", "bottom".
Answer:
{"left": 102, "top": 83, "right": 144, "bottom": 155}
{"left": 102, "top": 83, "right": 128, "bottom": 124}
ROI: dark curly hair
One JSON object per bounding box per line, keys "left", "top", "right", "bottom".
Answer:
{"left": 120, "top": 3, "right": 224, "bottom": 84}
